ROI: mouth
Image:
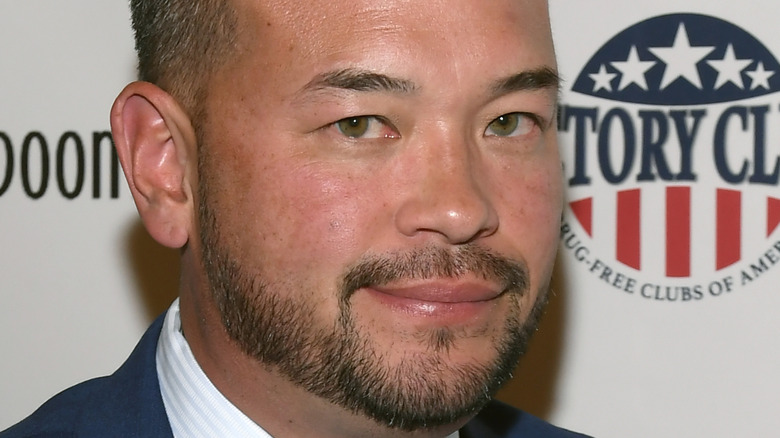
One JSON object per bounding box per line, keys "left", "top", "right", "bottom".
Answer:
{"left": 361, "top": 280, "right": 505, "bottom": 320}
{"left": 340, "top": 244, "right": 528, "bottom": 323}
{"left": 372, "top": 280, "right": 503, "bottom": 302}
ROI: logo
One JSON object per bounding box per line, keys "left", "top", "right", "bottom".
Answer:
{"left": 559, "top": 13, "right": 780, "bottom": 302}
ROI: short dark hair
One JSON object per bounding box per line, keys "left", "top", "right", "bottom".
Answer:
{"left": 129, "top": 0, "right": 238, "bottom": 115}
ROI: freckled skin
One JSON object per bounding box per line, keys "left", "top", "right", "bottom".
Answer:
{"left": 175, "top": 1, "right": 561, "bottom": 437}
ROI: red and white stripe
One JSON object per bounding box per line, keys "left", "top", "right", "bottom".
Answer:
{"left": 569, "top": 186, "right": 780, "bottom": 278}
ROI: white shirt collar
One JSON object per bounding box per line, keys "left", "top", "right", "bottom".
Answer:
{"left": 156, "top": 299, "right": 272, "bottom": 438}
{"left": 156, "top": 299, "right": 459, "bottom": 438}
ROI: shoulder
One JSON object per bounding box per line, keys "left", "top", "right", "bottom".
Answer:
{"left": 0, "top": 376, "right": 111, "bottom": 438}
{"left": 461, "top": 400, "right": 593, "bottom": 438}
{"left": 0, "top": 315, "right": 171, "bottom": 438}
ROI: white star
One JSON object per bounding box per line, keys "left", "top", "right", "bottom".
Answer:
{"left": 610, "top": 46, "right": 656, "bottom": 91}
{"left": 648, "top": 23, "right": 715, "bottom": 90}
{"left": 746, "top": 61, "right": 775, "bottom": 90}
{"left": 589, "top": 64, "right": 617, "bottom": 92}
{"left": 707, "top": 44, "right": 753, "bottom": 89}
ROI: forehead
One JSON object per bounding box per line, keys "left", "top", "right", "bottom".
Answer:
{"left": 230, "top": 0, "right": 555, "bottom": 84}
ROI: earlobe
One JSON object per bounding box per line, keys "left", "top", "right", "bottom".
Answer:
{"left": 111, "top": 81, "right": 197, "bottom": 249}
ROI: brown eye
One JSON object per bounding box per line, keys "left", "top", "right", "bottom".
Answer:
{"left": 336, "top": 117, "right": 371, "bottom": 138}
{"left": 485, "top": 113, "right": 535, "bottom": 137}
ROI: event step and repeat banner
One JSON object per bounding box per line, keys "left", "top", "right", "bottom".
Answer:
{"left": 2, "top": 1, "right": 778, "bottom": 437}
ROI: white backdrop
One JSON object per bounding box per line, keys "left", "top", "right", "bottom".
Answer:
{"left": 2, "top": 2, "right": 779, "bottom": 437}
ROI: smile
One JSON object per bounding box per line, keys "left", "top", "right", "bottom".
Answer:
{"left": 362, "top": 280, "right": 505, "bottom": 320}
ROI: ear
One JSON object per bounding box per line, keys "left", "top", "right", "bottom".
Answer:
{"left": 111, "top": 81, "right": 197, "bottom": 248}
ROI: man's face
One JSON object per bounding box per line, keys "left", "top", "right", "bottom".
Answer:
{"left": 196, "top": 0, "right": 560, "bottom": 430}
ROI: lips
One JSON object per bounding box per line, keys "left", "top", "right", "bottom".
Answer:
{"left": 357, "top": 280, "right": 505, "bottom": 321}
{"left": 341, "top": 245, "right": 527, "bottom": 321}
{"left": 370, "top": 280, "right": 503, "bottom": 303}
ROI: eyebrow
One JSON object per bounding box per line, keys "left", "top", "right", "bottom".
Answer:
{"left": 490, "top": 67, "right": 561, "bottom": 98}
{"left": 302, "top": 68, "right": 418, "bottom": 94}
{"left": 297, "top": 66, "right": 560, "bottom": 100}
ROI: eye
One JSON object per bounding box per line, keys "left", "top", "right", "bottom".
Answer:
{"left": 484, "top": 112, "right": 538, "bottom": 137}
{"left": 334, "top": 116, "right": 398, "bottom": 139}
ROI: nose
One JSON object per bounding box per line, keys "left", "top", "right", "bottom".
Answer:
{"left": 394, "top": 136, "right": 499, "bottom": 245}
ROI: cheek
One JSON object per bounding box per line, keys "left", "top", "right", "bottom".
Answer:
{"left": 233, "top": 161, "right": 385, "bottom": 274}
{"left": 497, "top": 160, "right": 563, "bottom": 275}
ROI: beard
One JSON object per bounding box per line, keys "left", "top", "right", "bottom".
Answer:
{"left": 198, "top": 183, "right": 549, "bottom": 431}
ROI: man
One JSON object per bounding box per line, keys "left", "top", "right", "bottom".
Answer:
{"left": 2, "top": 0, "right": 589, "bottom": 436}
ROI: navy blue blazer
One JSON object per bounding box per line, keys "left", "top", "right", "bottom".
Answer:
{"left": 1, "top": 315, "right": 590, "bottom": 437}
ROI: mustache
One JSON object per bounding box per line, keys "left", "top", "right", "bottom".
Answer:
{"left": 340, "top": 244, "right": 529, "bottom": 300}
